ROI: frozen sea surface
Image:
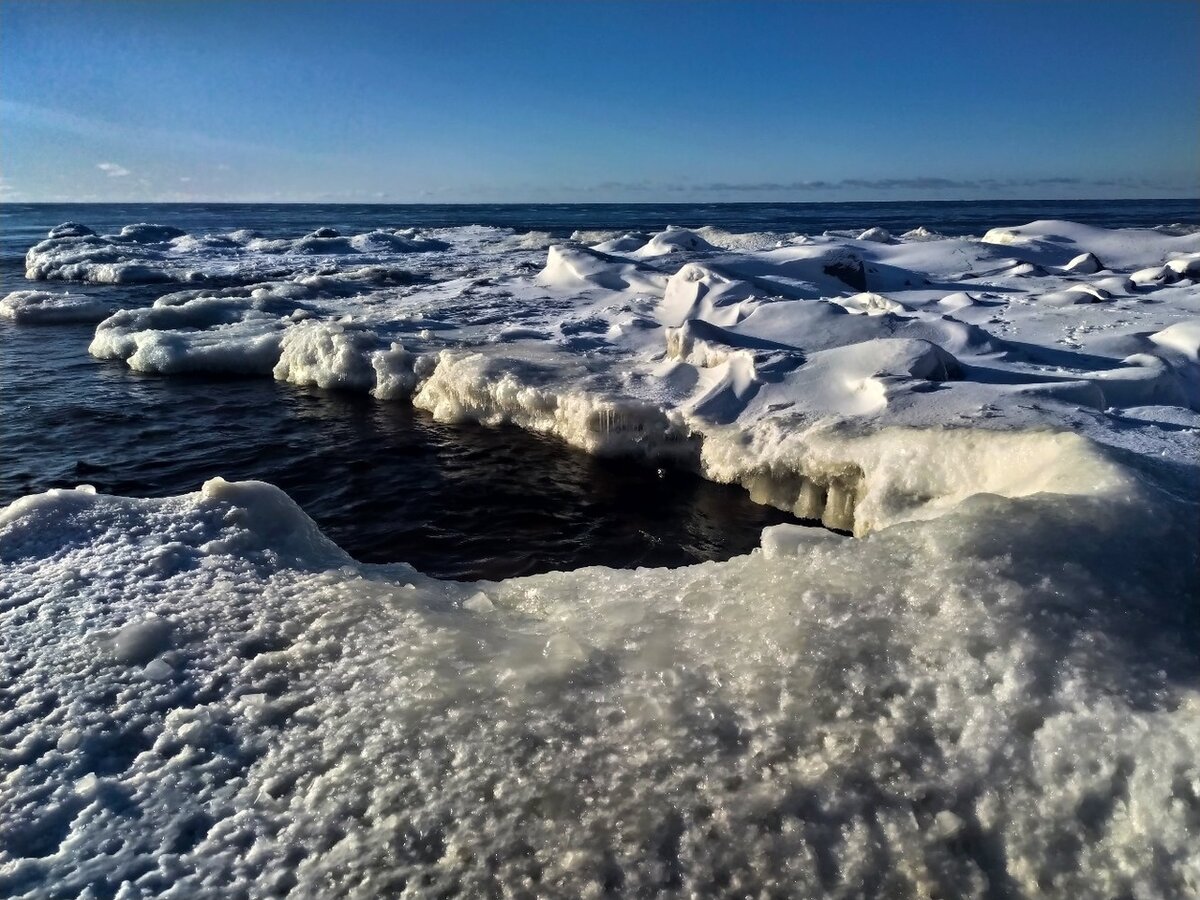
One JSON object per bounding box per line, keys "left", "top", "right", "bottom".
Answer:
{"left": 2, "top": 200, "right": 1199, "bottom": 898}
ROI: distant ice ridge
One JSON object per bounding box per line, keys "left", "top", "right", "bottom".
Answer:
{"left": 23, "top": 223, "right": 450, "bottom": 284}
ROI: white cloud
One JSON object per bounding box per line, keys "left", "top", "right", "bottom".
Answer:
{"left": 97, "top": 162, "right": 131, "bottom": 178}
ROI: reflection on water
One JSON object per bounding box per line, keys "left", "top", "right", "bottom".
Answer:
{"left": 0, "top": 320, "right": 796, "bottom": 580}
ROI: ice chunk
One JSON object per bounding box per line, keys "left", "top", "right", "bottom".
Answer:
{"left": 1063, "top": 251, "right": 1105, "bottom": 273}
{"left": 47, "top": 222, "right": 95, "bottom": 238}
{"left": 273, "top": 321, "right": 380, "bottom": 390}
{"left": 630, "top": 226, "right": 719, "bottom": 258}
{"left": 108, "top": 616, "right": 172, "bottom": 665}
{"left": 857, "top": 226, "right": 894, "bottom": 243}
{"left": 0, "top": 290, "right": 112, "bottom": 324}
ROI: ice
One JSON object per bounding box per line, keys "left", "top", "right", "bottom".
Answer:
{"left": 4, "top": 216, "right": 1200, "bottom": 894}
{"left": 0, "top": 290, "right": 112, "bottom": 324}
{"left": 73, "top": 216, "right": 1200, "bottom": 495}
{"left": 66, "top": 217, "right": 1200, "bottom": 487}
{"left": 272, "top": 320, "right": 381, "bottom": 390}
{"left": 660, "top": 262, "right": 766, "bottom": 326}
{"left": 1151, "top": 320, "right": 1200, "bottom": 361}
{"left": 856, "top": 226, "right": 894, "bottom": 243}
{"left": 107, "top": 616, "right": 173, "bottom": 665}
{"left": 24, "top": 221, "right": 451, "bottom": 285}
{"left": 630, "top": 225, "right": 719, "bottom": 258}
{"left": 1063, "top": 250, "right": 1105, "bottom": 273}
{"left": 1, "top": 458, "right": 1197, "bottom": 896}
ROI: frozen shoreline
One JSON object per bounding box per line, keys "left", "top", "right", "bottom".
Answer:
{"left": 3, "top": 216, "right": 1199, "bottom": 896}
{"left": 24, "top": 217, "right": 1200, "bottom": 529}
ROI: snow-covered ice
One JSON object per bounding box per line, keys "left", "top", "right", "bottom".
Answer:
{"left": 3, "top": 216, "right": 1200, "bottom": 896}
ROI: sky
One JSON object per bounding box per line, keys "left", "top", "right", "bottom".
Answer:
{"left": 1, "top": 0, "right": 1197, "bottom": 203}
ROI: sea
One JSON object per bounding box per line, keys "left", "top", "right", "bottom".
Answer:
{"left": 3, "top": 198, "right": 1197, "bottom": 579}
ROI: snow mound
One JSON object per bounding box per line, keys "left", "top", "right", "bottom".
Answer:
{"left": 1166, "top": 254, "right": 1200, "bottom": 278}
{"left": 1063, "top": 251, "right": 1105, "bottom": 273}
{"left": 660, "top": 263, "right": 765, "bottom": 327}
{"left": 538, "top": 244, "right": 667, "bottom": 294}
{"left": 938, "top": 291, "right": 978, "bottom": 310}
{"left": 1150, "top": 320, "right": 1200, "bottom": 362}
{"left": 857, "top": 226, "right": 894, "bottom": 243}
{"left": 631, "top": 226, "right": 719, "bottom": 258}
{"left": 901, "top": 225, "right": 944, "bottom": 241}
{"left": 115, "top": 223, "right": 188, "bottom": 243}
{"left": 590, "top": 232, "right": 649, "bottom": 253}
{"left": 837, "top": 291, "right": 909, "bottom": 316}
{"left": 982, "top": 219, "right": 1200, "bottom": 269}
{"left": 1039, "top": 284, "right": 1112, "bottom": 306}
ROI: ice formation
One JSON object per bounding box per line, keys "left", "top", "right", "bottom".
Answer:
{"left": 3, "top": 216, "right": 1200, "bottom": 896}
{"left": 24, "top": 223, "right": 449, "bottom": 284}
{"left": 0, "top": 290, "right": 112, "bottom": 324}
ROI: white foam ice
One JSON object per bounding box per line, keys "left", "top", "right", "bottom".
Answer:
{"left": 4, "top": 216, "right": 1200, "bottom": 894}
{"left": 0, "top": 290, "right": 113, "bottom": 324}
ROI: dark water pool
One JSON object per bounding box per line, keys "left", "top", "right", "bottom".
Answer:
{"left": 0, "top": 318, "right": 796, "bottom": 580}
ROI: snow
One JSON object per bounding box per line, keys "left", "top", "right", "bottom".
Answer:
{"left": 857, "top": 226, "right": 894, "bottom": 243}
{"left": 630, "top": 225, "right": 720, "bottom": 258}
{"left": 4, "top": 216, "right": 1200, "bottom": 895}
{"left": 1151, "top": 319, "right": 1200, "bottom": 361}
{"left": 50, "top": 214, "right": 1200, "bottom": 526}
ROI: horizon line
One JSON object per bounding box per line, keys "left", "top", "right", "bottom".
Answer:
{"left": 6, "top": 195, "right": 1200, "bottom": 207}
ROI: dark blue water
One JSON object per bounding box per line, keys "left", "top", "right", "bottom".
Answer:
{"left": 3, "top": 198, "right": 1197, "bottom": 241}
{"left": 2, "top": 200, "right": 1195, "bottom": 578}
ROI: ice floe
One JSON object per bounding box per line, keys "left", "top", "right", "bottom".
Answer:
{"left": 0, "top": 290, "right": 113, "bottom": 324}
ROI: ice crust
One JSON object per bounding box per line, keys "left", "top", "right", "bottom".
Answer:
{"left": 4, "top": 217, "right": 1200, "bottom": 895}
{"left": 1, "top": 468, "right": 1197, "bottom": 898}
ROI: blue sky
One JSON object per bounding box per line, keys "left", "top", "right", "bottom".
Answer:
{"left": 1, "top": 0, "right": 1197, "bottom": 202}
